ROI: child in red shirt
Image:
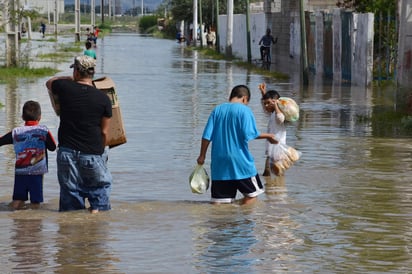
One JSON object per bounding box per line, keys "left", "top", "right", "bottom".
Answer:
{"left": 0, "top": 101, "right": 56, "bottom": 209}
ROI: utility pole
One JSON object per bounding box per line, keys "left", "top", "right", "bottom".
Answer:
{"left": 54, "top": 0, "right": 58, "bottom": 36}
{"left": 299, "top": 0, "right": 308, "bottom": 85}
{"left": 193, "top": 0, "right": 198, "bottom": 46}
{"left": 246, "top": 0, "right": 251, "bottom": 62}
{"left": 91, "top": 0, "right": 95, "bottom": 26}
{"left": 6, "top": 0, "right": 19, "bottom": 67}
{"left": 101, "top": 0, "right": 104, "bottom": 24}
{"left": 225, "top": 0, "right": 233, "bottom": 57}
{"left": 199, "top": 0, "right": 203, "bottom": 47}
{"left": 48, "top": 0, "right": 50, "bottom": 23}
{"left": 75, "top": 0, "right": 80, "bottom": 41}
{"left": 23, "top": 1, "right": 33, "bottom": 40}
{"left": 215, "top": 0, "right": 219, "bottom": 53}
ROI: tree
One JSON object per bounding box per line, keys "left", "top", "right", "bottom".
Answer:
{"left": 164, "top": 0, "right": 248, "bottom": 29}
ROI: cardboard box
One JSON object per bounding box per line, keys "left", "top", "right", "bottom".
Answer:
{"left": 48, "top": 76, "right": 127, "bottom": 148}
{"left": 93, "top": 77, "right": 127, "bottom": 148}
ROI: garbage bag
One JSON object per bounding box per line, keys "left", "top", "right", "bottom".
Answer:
{"left": 189, "top": 165, "right": 210, "bottom": 194}
{"left": 277, "top": 97, "right": 299, "bottom": 122}
{"left": 268, "top": 143, "right": 301, "bottom": 176}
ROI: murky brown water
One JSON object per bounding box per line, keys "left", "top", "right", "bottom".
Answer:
{"left": 0, "top": 33, "right": 410, "bottom": 273}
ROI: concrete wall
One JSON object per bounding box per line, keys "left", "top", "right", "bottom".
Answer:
{"left": 351, "top": 13, "right": 374, "bottom": 86}
{"left": 217, "top": 3, "right": 374, "bottom": 86}
{"left": 218, "top": 13, "right": 266, "bottom": 61}
{"left": 397, "top": 0, "right": 412, "bottom": 87}
{"left": 332, "top": 8, "right": 342, "bottom": 81}
{"left": 315, "top": 11, "right": 324, "bottom": 75}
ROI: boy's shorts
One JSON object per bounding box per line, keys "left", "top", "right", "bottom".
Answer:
{"left": 13, "top": 174, "right": 43, "bottom": 203}
{"left": 211, "top": 175, "right": 264, "bottom": 203}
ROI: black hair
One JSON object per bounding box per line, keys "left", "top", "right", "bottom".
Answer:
{"left": 22, "top": 100, "right": 41, "bottom": 121}
{"left": 85, "top": 41, "right": 92, "bottom": 49}
{"left": 229, "top": 85, "right": 251, "bottom": 102}
{"left": 262, "top": 90, "right": 280, "bottom": 100}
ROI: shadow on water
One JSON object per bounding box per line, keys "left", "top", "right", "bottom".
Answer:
{"left": 0, "top": 33, "right": 411, "bottom": 273}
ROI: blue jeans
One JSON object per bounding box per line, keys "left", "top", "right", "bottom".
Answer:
{"left": 57, "top": 146, "right": 112, "bottom": 212}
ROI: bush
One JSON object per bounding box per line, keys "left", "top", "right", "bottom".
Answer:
{"left": 139, "top": 15, "right": 158, "bottom": 33}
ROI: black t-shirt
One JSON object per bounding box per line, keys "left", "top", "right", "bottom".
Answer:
{"left": 52, "top": 79, "right": 112, "bottom": 154}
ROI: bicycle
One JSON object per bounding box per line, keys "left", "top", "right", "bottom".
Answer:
{"left": 262, "top": 46, "right": 271, "bottom": 63}
{"left": 253, "top": 45, "right": 273, "bottom": 69}
{"left": 260, "top": 46, "right": 271, "bottom": 69}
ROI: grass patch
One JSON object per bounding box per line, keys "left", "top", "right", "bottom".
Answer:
{"left": 58, "top": 43, "right": 82, "bottom": 53}
{"left": 37, "top": 42, "right": 82, "bottom": 61}
{"left": 0, "top": 67, "right": 59, "bottom": 81}
{"left": 236, "top": 60, "right": 290, "bottom": 80}
{"left": 196, "top": 47, "right": 230, "bottom": 60}
{"left": 191, "top": 46, "right": 289, "bottom": 79}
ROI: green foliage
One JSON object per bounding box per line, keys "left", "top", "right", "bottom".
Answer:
{"left": 139, "top": 15, "right": 158, "bottom": 33}
{"left": 9, "top": 7, "right": 40, "bottom": 25}
{"left": 337, "top": 0, "right": 396, "bottom": 13}
{"left": 162, "top": 20, "right": 180, "bottom": 39}
{"left": 354, "top": 0, "right": 396, "bottom": 13}
{"left": 98, "top": 23, "right": 112, "bottom": 31}
{"left": 164, "top": 0, "right": 247, "bottom": 29}
{"left": 0, "top": 67, "right": 59, "bottom": 80}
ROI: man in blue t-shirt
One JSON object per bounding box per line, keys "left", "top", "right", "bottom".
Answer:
{"left": 197, "top": 85, "right": 277, "bottom": 205}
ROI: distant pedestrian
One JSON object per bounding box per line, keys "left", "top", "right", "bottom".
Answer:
{"left": 84, "top": 41, "right": 97, "bottom": 59}
{"left": 0, "top": 100, "right": 57, "bottom": 210}
{"left": 93, "top": 26, "right": 100, "bottom": 45}
{"left": 86, "top": 27, "right": 97, "bottom": 46}
{"left": 206, "top": 29, "right": 216, "bottom": 47}
{"left": 40, "top": 22, "right": 46, "bottom": 38}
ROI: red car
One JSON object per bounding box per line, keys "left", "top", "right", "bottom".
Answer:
{"left": 16, "top": 148, "right": 45, "bottom": 168}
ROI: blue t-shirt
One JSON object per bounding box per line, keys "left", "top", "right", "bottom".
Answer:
{"left": 202, "top": 102, "right": 260, "bottom": 180}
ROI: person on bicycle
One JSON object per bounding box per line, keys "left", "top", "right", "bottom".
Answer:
{"left": 259, "top": 28, "right": 278, "bottom": 62}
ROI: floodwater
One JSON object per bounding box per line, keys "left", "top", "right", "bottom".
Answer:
{"left": 0, "top": 33, "right": 411, "bottom": 273}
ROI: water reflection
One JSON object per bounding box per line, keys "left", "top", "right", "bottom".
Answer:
{"left": 10, "top": 218, "right": 46, "bottom": 272}
{"left": 54, "top": 214, "right": 120, "bottom": 273}
{"left": 2, "top": 78, "right": 20, "bottom": 177}
{"left": 193, "top": 207, "right": 258, "bottom": 273}
{"left": 263, "top": 175, "right": 286, "bottom": 197}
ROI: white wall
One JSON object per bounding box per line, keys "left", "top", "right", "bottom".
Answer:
{"left": 351, "top": 13, "right": 374, "bottom": 86}
{"left": 218, "top": 13, "right": 266, "bottom": 61}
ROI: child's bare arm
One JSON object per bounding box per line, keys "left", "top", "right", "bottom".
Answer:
{"left": 258, "top": 83, "right": 266, "bottom": 96}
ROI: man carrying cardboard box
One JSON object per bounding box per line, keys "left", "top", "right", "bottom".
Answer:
{"left": 46, "top": 55, "right": 113, "bottom": 214}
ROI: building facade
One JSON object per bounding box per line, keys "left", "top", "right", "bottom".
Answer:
{"left": 24, "top": 0, "right": 65, "bottom": 15}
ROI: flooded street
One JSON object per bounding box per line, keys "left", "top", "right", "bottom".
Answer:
{"left": 0, "top": 33, "right": 411, "bottom": 273}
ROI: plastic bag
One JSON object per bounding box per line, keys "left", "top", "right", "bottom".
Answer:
{"left": 268, "top": 143, "right": 302, "bottom": 176}
{"left": 277, "top": 97, "right": 299, "bottom": 122}
{"left": 189, "top": 165, "right": 210, "bottom": 194}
